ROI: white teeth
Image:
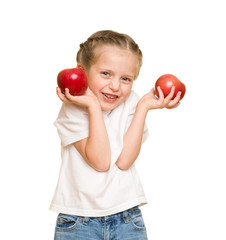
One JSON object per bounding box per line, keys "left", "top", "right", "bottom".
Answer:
{"left": 104, "top": 94, "right": 117, "bottom": 99}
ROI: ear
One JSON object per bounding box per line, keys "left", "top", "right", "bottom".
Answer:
{"left": 77, "top": 63, "right": 83, "bottom": 69}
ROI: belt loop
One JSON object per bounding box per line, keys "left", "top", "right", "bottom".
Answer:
{"left": 123, "top": 209, "right": 130, "bottom": 223}
{"left": 83, "top": 217, "right": 90, "bottom": 225}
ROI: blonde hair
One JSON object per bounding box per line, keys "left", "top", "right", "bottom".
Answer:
{"left": 76, "top": 30, "right": 143, "bottom": 79}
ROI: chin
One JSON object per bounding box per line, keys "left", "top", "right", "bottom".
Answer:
{"left": 101, "top": 106, "right": 114, "bottom": 112}
{"left": 100, "top": 103, "right": 118, "bottom": 112}
{"left": 99, "top": 97, "right": 124, "bottom": 112}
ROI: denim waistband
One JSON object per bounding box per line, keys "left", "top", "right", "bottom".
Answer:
{"left": 81, "top": 206, "right": 140, "bottom": 224}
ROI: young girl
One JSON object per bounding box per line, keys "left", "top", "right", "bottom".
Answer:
{"left": 50, "top": 30, "right": 181, "bottom": 240}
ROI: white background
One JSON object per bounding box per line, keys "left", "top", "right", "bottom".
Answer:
{"left": 0, "top": 0, "right": 225, "bottom": 239}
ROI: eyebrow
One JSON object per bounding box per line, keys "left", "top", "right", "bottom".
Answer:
{"left": 98, "top": 67, "right": 135, "bottom": 79}
{"left": 124, "top": 74, "right": 135, "bottom": 79}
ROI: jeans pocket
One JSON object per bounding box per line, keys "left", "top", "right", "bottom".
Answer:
{"left": 129, "top": 209, "right": 146, "bottom": 230}
{"left": 55, "top": 214, "right": 79, "bottom": 232}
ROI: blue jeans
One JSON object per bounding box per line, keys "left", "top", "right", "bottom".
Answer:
{"left": 54, "top": 206, "right": 148, "bottom": 240}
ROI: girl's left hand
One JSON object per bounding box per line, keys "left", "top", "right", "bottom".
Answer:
{"left": 140, "top": 86, "right": 181, "bottom": 110}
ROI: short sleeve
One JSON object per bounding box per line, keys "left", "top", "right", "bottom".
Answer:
{"left": 125, "top": 91, "right": 149, "bottom": 143}
{"left": 54, "top": 103, "right": 89, "bottom": 147}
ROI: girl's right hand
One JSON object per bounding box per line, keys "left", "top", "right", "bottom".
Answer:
{"left": 56, "top": 87, "right": 100, "bottom": 109}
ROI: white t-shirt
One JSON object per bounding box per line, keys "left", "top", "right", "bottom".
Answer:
{"left": 49, "top": 91, "right": 149, "bottom": 217}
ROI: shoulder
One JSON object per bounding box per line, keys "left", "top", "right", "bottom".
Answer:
{"left": 54, "top": 103, "right": 89, "bottom": 146}
{"left": 57, "top": 103, "right": 88, "bottom": 120}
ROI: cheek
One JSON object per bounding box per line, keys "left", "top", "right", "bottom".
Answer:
{"left": 87, "top": 76, "right": 97, "bottom": 90}
{"left": 122, "top": 85, "right": 133, "bottom": 97}
{"left": 88, "top": 78, "right": 103, "bottom": 95}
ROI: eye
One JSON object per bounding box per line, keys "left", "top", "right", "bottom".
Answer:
{"left": 102, "top": 71, "right": 110, "bottom": 77}
{"left": 122, "top": 77, "right": 131, "bottom": 82}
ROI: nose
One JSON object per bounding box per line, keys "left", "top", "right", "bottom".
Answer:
{"left": 109, "top": 78, "right": 120, "bottom": 92}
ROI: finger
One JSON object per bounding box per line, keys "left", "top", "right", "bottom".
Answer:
{"left": 56, "top": 87, "right": 69, "bottom": 102}
{"left": 156, "top": 86, "right": 165, "bottom": 108}
{"left": 64, "top": 88, "right": 75, "bottom": 100}
{"left": 164, "top": 86, "right": 175, "bottom": 103}
{"left": 166, "top": 102, "right": 180, "bottom": 109}
{"left": 174, "top": 91, "right": 182, "bottom": 102}
{"left": 157, "top": 86, "right": 164, "bottom": 100}
{"left": 152, "top": 87, "right": 157, "bottom": 96}
{"left": 149, "top": 87, "right": 156, "bottom": 97}
{"left": 56, "top": 87, "right": 62, "bottom": 95}
{"left": 64, "top": 88, "right": 81, "bottom": 102}
{"left": 170, "top": 91, "right": 181, "bottom": 105}
{"left": 64, "top": 88, "right": 71, "bottom": 98}
{"left": 167, "top": 91, "right": 181, "bottom": 108}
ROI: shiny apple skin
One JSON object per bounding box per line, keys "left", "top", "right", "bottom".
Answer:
{"left": 155, "top": 74, "right": 186, "bottom": 100}
{"left": 57, "top": 68, "right": 88, "bottom": 96}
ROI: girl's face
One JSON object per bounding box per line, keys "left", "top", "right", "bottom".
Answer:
{"left": 86, "top": 45, "right": 139, "bottom": 111}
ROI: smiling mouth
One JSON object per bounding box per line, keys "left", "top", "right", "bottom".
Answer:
{"left": 103, "top": 93, "right": 118, "bottom": 99}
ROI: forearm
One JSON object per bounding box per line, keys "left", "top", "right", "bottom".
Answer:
{"left": 85, "top": 104, "right": 111, "bottom": 171}
{"left": 116, "top": 102, "right": 148, "bottom": 170}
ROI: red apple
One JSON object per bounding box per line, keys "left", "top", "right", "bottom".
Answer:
{"left": 57, "top": 68, "right": 88, "bottom": 96}
{"left": 155, "top": 74, "right": 186, "bottom": 100}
